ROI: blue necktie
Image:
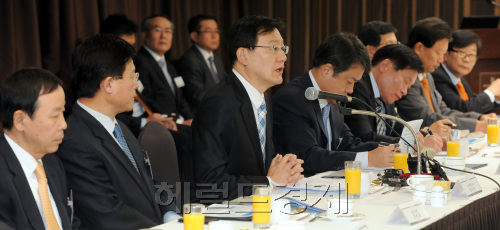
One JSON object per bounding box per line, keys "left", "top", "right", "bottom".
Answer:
{"left": 257, "top": 102, "right": 266, "bottom": 164}
{"left": 375, "top": 98, "right": 386, "bottom": 135}
{"left": 113, "top": 123, "right": 139, "bottom": 173}
{"left": 322, "top": 104, "right": 331, "bottom": 150}
{"left": 158, "top": 59, "right": 176, "bottom": 95}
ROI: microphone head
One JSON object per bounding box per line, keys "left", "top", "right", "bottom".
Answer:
{"left": 305, "top": 87, "right": 319, "bottom": 100}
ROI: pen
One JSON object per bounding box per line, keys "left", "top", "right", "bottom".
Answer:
{"left": 445, "top": 123, "right": 457, "bottom": 127}
{"left": 427, "top": 128, "right": 433, "bottom": 135}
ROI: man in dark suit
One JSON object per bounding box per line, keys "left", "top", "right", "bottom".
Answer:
{"left": 433, "top": 29, "right": 500, "bottom": 114}
{"left": 192, "top": 16, "right": 304, "bottom": 202}
{"left": 57, "top": 34, "right": 177, "bottom": 229}
{"left": 176, "top": 14, "right": 226, "bottom": 113}
{"left": 396, "top": 17, "right": 489, "bottom": 136}
{"left": 0, "top": 68, "right": 78, "bottom": 229}
{"left": 135, "top": 14, "right": 193, "bottom": 126}
{"left": 273, "top": 32, "right": 394, "bottom": 176}
{"left": 345, "top": 44, "right": 423, "bottom": 143}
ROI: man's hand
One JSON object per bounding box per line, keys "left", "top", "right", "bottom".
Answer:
{"left": 367, "top": 146, "right": 394, "bottom": 168}
{"left": 267, "top": 153, "right": 304, "bottom": 186}
{"left": 486, "top": 78, "right": 500, "bottom": 100}
{"left": 480, "top": 113, "right": 497, "bottom": 121}
{"left": 182, "top": 119, "right": 193, "bottom": 126}
{"left": 428, "top": 119, "right": 453, "bottom": 137}
{"left": 147, "top": 113, "right": 178, "bottom": 131}
{"left": 423, "top": 134, "right": 444, "bottom": 152}
{"left": 475, "top": 120, "right": 488, "bottom": 133}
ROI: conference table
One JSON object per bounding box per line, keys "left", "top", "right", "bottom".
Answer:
{"left": 152, "top": 139, "right": 500, "bottom": 230}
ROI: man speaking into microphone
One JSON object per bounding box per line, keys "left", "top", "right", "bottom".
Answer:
{"left": 272, "top": 32, "right": 394, "bottom": 176}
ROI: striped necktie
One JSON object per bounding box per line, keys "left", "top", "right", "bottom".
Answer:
{"left": 257, "top": 102, "right": 266, "bottom": 164}
{"left": 322, "top": 104, "right": 332, "bottom": 150}
{"left": 113, "top": 123, "right": 140, "bottom": 173}
{"left": 34, "top": 162, "right": 61, "bottom": 230}
{"left": 375, "top": 98, "right": 386, "bottom": 135}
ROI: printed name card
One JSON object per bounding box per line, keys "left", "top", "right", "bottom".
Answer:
{"left": 452, "top": 174, "right": 482, "bottom": 198}
{"left": 387, "top": 200, "right": 430, "bottom": 225}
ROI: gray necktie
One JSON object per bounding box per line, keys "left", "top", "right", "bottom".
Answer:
{"left": 158, "top": 59, "right": 176, "bottom": 95}
{"left": 208, "top": 56, "right": 219, "bottom": 83}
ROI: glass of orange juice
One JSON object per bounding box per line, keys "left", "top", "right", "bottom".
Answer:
{"left": 183, "top": 203, "right": 205, "bottom": 230}
{"left": 446, "top": 129, "right": 460, "bottom": 157}
{"left": 487, "top": 118, "right": 499, "bottom": 147}
{"left": 252, "top": 185, "right": 271, "bottom": 228}
{"left": 345, "top": 161, "right": 361, "bottom": 198}
{"left": 394, "top": 151, "right": 409, "bottom": 173}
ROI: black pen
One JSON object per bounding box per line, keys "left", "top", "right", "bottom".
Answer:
{"left": 426, "top": 128, "right": 433, "bottom": 135}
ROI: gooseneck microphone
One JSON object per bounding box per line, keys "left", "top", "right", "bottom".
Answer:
{"left": 304, "top": 87, "right": 353, "bottom": 102}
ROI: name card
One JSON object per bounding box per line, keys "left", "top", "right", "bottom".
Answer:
{"left": 496, "top": 164, "right": 500, "bottom": 174}
{"left": 387, "top": 200, "right": 430, "bottom": 225}
{"left": 452, "top": 174, "right": 482, "bottom": 198}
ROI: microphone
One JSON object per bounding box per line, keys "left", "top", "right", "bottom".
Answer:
{"left": 305, "top": 87, "right": 353, "bottom": 102}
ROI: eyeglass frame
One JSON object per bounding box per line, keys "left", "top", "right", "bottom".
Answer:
{"left": 449, "top": 49, "right": 477, "bottom": 61}
{"left": 197, "top": 30, "right": 221, "bottom": 34}
{"left": 244, "top": 45, "right": 289, "bottom": 55}
{"left": 115, "top": 72, "right": 140, "bottom": 82}
{"left": 379, "top": 41, "right": 400, "bottom": 46}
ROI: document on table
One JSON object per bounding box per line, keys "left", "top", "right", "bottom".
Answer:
{"left": 398, "top": 119, "right": 423, "bottom": 154}
{"left": 204, "top": 204, "right": 252, "bottom": 218}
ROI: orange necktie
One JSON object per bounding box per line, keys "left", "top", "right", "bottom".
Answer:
{"left": 421, "top": 77, "right": 435, "bottom": 112}
{"left": 34, "top": 162, "right": 61, "bottom": 230}
{"left": 135, "top": 94, "right": 153, "bottom": 116}
{"left": 456, "top": 81, "right": 469, "bottom": 101}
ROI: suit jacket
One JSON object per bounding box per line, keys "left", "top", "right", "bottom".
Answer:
{"left": 0, "top": 135, "right": 77, "bottom": 230}
{"left": 272, "top": 73, "right": 379, "bottom": 176}
{"left": 192, "top": 71, "right": 273, "bottom": 201}
{"left": 134, "top": 47, "right": 193, "bottom": 120}
{"left": 176, "top": 46, "right": 226, "bottom": 113}
{"left": 57, "top": 103, "right": 172, "bottom": 230}
{"left": 433, "top": 64, "right": 498, "bottom": 113}
{"left": 345, "top": 72, "right": 403, "bottom": 143}
{"left": 396, "top": 73, "right": 481, "bottom": 131}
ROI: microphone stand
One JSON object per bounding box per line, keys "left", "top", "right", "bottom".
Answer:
{"left": 339, "top": 106, "right": 423, "bottom": 175}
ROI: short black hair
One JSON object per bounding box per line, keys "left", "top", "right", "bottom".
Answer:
{"left": 141, "top": 14, "right": 174, "bottom": 32}
{"left": 408, "top": 17, "right": 452, "bottom": 48}
{"left": 312, "top": 32, "right": 371, "bottom": 77}
{"left": 449, "top": 29, "right": 482, "bottom": 55}
{"left": 100, "top": 14, "right": 137, "bottom": 37}
{"left": 1, "top": 68, "right": 63, "bottom": 130}
{"left": 188, "top": 14, "right": 218, "bottom": 33}
{"left": 72, "top": 34, "right": 135, "bottom": 98}
{"left": 227, "top": 15, "right": 284, "bottom": 64}
{"left": 358, "top": 21, "right": 398, "bottom": 47}
{"left": 372, "top": 44, "right": 424, "bottom": 73}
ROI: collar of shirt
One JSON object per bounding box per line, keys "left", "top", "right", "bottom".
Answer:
{"left": 77, "top": 100, "right": 119, "bottom": 139}
{"left": 194, "top": 44, "right": 213, "bottom": 61}
{"left": 308, "top": 70, "right": 328, "bottom": 109}
{"left": 4, "top": 133, "right": 39, "bottom": 180}
{"left": 441, "top": 63, "right": 460, "bottom": 85}
{"left": 418, "top": 72, "right": 425, "bottom": 81}
{"left": 233, "top": 69, "right": 265, "bottom": 109}
{"left": 144, "top": 45, "right": 165, "bottom": 62}
{"left": 369, "top": 72, "right": 381, "bottom": 98}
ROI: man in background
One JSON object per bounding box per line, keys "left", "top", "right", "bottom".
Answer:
{"left": 433, "top": 29, "right": 500, "bottom": 113}
{"left": 176, "top": 14, "right": 226, "bottom": 114}
{"left": 0, "top": 68, "right": 78, "bottom": 229}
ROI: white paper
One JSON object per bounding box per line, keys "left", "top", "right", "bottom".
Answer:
{"left": 174, "top": 76, "right": 185, "bottom": 87}
{"left": 452, "top": 174, "right": 482, "bottom": 198}
{"left": 387, "top": 200, "right": 430, "bottom": 225}
{"left": 204, "top": 204, "right": 252, "bottom": 218}
{"left": 496, "top": 164, "right": 500, "bottom": 174}
{"left": 398, "top": 119, "right": 424, "bottom": 154}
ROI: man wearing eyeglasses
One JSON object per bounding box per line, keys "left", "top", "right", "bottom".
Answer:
{"left": 192, "top": 15, "right": 304, "bottom": 202}
{"left": 135, "top": 14, "right": 194, "bottom": 126}
{"left": 433, "top": 29, "right": 500, "bottom": 113}
{"left": 176, "top": 14, "right": 226, "bottom": 114}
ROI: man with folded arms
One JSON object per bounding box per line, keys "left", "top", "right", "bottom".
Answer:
{"left": 273, "top": 32, "right": 394, "bottom": 176}
{"left": 0, "top": 68, "right": 78, "bottom": 229}
{"left": 192, "top": 16, "right": 304, "bottom": 202}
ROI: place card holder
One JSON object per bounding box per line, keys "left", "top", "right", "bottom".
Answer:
{"left": 451, "top": 174, "right": 482, "bottom": 198}
{"left": 387, "top": 200, "right": 430, "bottom": 225}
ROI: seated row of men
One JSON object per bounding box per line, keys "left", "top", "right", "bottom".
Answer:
{"left": 1, "top": 14, "right": 498, "bottom": 230}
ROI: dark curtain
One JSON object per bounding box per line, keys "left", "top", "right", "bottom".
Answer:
{"left": 0, "top": 0, "right": 497, "bottom": 107}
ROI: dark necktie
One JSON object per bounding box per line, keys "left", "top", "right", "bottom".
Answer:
{"left": 208, "top": 56, "right": 219, "bottom": 83}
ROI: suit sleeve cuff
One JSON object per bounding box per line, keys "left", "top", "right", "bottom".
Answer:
{"left": 140, "top": 118, "right": 147, "bottom": 129}
{"left": 267, "top": 176, "right": 281, "bottom": 187}
{"left": 483, "top": 89, "right": 496, "bottom": 103}
{"left": 354, "top": 151, "right": 369, "bottom": 169}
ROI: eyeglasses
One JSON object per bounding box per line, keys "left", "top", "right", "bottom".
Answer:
{"left": 150, "top": 26, "right": 173, "bottom": 34}
{"left": 380, "top": 41, "right": 400, "bottom": 46}
{"left": 450, "top": 50, "right": 477, "bottom": 61}
{"left": 198, "top": 30, "right": 221, "bottom": 35}
{"left": 116, "top": 72, "right": 140, "bottom": 82}
{"left": 249, "top": 45, "right": 289, "bottom": 55}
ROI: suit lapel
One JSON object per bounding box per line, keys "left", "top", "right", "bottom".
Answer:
{"left": 0, "top": 136, "right": 45, "bottom": 229}
{"left": 72, "top": 104, "right": 154, "bottom": 201}
{"left": 231, "top": 74, "right": 266, "bottom": 174}
{"left": 139, "top": 48, "right": 178, "bottom": 100}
